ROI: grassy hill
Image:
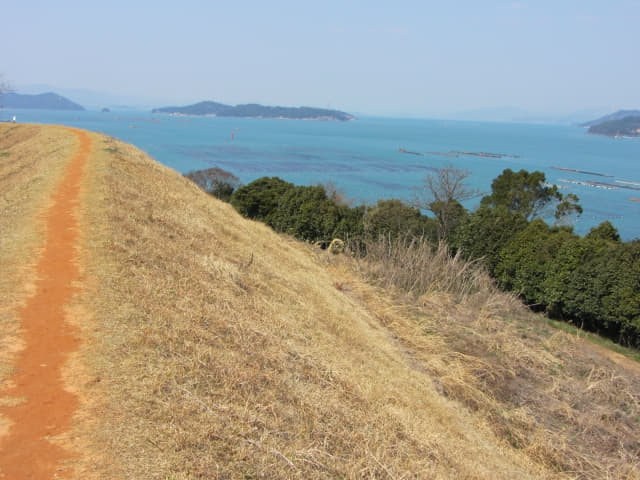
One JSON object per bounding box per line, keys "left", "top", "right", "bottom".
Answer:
{"left": 1, "top": 124, "right": 639, "bottom": 479}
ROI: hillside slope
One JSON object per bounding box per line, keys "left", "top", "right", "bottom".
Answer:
{"left": 1, "top": 125, "right": 639, "bottom": 479}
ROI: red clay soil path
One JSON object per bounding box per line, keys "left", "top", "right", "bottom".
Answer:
{"left": 0, "top": 129, "right": 90, "bottom": 479}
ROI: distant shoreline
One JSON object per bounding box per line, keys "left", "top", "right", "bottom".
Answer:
{"left": 152, "top": 101, "right": 355, "bottom": 122}
{"left": 583, "top": 112, "right": 640, "bottom": 138}
{"left": 159, "top": 112, "right": 353, "bottom": 122}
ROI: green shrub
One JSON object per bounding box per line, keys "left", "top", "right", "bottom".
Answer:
{"left": 269, "top": 185, "right": 340, "bottom": 241}
{"left": 453, "top": 205, "right": 528, "bottom": 274}
{"left": 231, "top": 177, "right": 294, "bottom": 221}
{"left": 363, "top": 199, "right": 436, "bottom": 242}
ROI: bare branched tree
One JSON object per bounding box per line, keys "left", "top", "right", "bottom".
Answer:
{"left": 414, "top": 164, "right": 481, "bottom": 240}
{"left": 319, "top": 180, "right": 351, "bottom": 206}
{"left": 184, "top": 167, "right": 241, "bottom": 202}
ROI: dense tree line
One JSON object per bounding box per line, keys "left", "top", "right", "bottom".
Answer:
{"left": 229, "top": 176, "right": 433, "bottom": 245}
{"left": 186, "top": 166, "right": 639, "bottom": 347}
{"left": 451, "top": 169, "right": 638, "bottom": 346}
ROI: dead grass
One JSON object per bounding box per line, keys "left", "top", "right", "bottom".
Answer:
{"left": 352, "top": 235, "right": 497, "bottom": 302}
{"left": 73, "top": 133, "right": 552, "bottom": 479}
{"left": 1, "top": 124, "right": 638, "bottom": 479}
{"left": 335, "top": 232, "right": 640, "bottom": 479}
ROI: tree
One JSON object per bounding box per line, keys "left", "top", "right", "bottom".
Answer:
{"left": 453, "top": 205, "right": 528, "bottom": 274}
{"left": 414, "top": 164, "right": 479, "bottom": 240}
{"left": 480, "top": 168, "right": 582, "bottom": 222}
{"left": 364, "top": 199, "right": 436, "bottom": 241}
{"left": 231, "top": 176, "right": 294, "bottom": 222}
{"left": 231, "top": 180, "right": 367, "bottom": 244}
{"left": 494, "top": 220, "right": 575, "bottom": 308}
{"left": 184, "top": 167, "right": 241, "bottom": 202}
{"left": 333, "top": 204, "right": 366, "bottom": 244}
{"left": 269, "top": 185, "right": 340, "bottom": 241}
{"left": 319, "top": 181, "right": 351, "bottom": 207}
{"left": 585, "top": 221, "right": 621, "bottom": 243}
{"left": 554, "top": 238, "right": 640, "bottom": 346}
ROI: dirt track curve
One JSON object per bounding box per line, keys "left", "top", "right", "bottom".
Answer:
{"left": 0, "top": 129, "right": 89, "bottom": 479}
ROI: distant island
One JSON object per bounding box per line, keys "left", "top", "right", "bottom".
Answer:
{"left": 582, "top": 110, "right": 640, "bottom": 138}
{"left": 0, "top": 92, "right": 85, "bottom": 111}
{"left": 588, "top": 116, "right": 640, "bottom": 138}
{"left": 152, "top": 101, "right": 354, "bottom": 121}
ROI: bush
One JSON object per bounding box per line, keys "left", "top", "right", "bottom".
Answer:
{"left": 364, "top": 199, "right": 437, "bottom": 242}
{"left": 453, "top": 205, "right": 528, "bottom": 274}
{"left": 495, "top": 220, "right": 576, "bottom": 309}
{"left": 231, "top": 177, "right": 294, "bottom": 222}
{"left": 357, "top": 234, "right": 494, "bottom": 300}
{"left": 231, "top": 177, "right": 369, "bottom": 245}
{"left": 559, "top": 239, "right": 640, "bottom": 346}
{"left": 492, "top": 220, "right": 640, "bottom": 347}
{"left": 228, "top": 174, "right": 639, "bottom": 347}
{"left": 269, "top": 185, "right": 340, "bottom": 241}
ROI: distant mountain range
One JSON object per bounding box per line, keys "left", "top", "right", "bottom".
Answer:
{"left": 0, "top": 92, "right": 85, "bottom": 111}
{"left": 582, "top": 110, "right": 640, "bottom": 138}
{"left": 152, "top": 101, "right": 354, "bottom": 121}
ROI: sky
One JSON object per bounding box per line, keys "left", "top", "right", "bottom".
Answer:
{"left": 3, "top": 0, "right": 640, "bottom": 117}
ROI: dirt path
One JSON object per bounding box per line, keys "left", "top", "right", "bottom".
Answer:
{"left": 0, "top": 129, "right": 89, "bottom": 479}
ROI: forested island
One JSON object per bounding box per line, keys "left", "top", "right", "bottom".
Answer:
{"left": 588, "top": 116, "right": 640, "bottom": 138}
{"left": 152, "top": 101, "right": 354, "bottom": 121}
{"left": 583, "top": 110, "right": 640, "bottom": 137}
{"left": 0, "top": 92, "right": 85, "bottom": 111}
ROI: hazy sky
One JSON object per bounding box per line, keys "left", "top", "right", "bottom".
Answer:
{"left": 4, "top": 0, "right": 639, "bottom": 116}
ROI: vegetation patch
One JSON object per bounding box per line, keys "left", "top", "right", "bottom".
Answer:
{"left": 221, "top": 166, "right": 639, "bottom": 348}
{"left": 78, "top": 133, "right": 553, "bottom": 478}
{"left": 3, "top": 125, "right": 638, "bottom": 479}
{"left": 340, "top": 235, "right": 640, "bottom": 479}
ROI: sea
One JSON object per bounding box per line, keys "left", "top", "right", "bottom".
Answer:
{"left": 4, "top": 109, "right": 640, "bottom": 241}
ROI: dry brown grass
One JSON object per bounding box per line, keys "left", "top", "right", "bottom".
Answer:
{"left": 1, "top": 124, "right": 638, "bottom": 479}
{"left": 75, "top": 132, "right": 546, "bottom": 479}
{"left": 352, "top": 236, "right": 495, "bottom": 302}
{"left": 337, "top": 233, "right": 640, "bottom": 479}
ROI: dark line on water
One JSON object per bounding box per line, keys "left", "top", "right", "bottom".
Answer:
{"left": 551, "top": 166, "right": 613, "bottom": 178}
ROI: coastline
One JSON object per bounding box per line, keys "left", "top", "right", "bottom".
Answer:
{"left": 4, "top": 110, "right": 640, "bottom": 240}
{"left": 155, "top": 112, "right": 354, "bottom": 121}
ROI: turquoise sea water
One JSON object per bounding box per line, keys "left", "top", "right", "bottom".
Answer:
{"left": 5, "top": 109, "right": 640, "bottom": 240}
